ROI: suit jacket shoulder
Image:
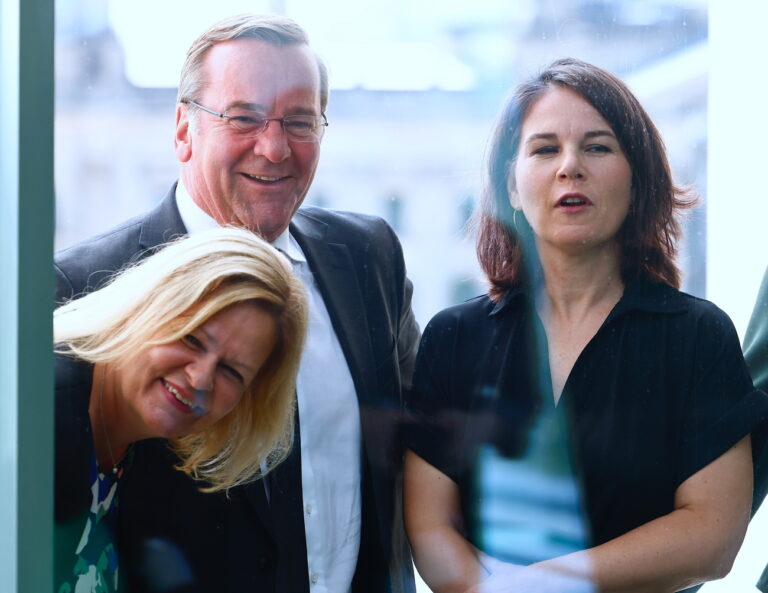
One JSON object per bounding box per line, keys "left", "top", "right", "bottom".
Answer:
{"left": 292, "top": 207, "right": 410, "bottom": 304}
{"left": 292, "top": 206, "right": 416, "bottom": 359}
{"left": 294, "top": 207, "right": 400, "bottom": 246}
{"left": 55, "top": 186, "right": 185, "bottom": 303}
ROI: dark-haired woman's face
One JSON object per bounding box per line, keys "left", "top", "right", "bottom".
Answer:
{"left": 511, "top": 86, "right": 632, "bottom": 256}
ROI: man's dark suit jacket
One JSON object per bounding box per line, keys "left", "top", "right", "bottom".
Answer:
{"left": 55, "top": 185, "right": 420, "bottom": 593}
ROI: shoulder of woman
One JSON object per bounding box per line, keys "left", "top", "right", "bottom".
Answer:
{"left": 676, "top": 291, "right": 739, "bottom": 337}
{"left": 424, "top": 294, "right": 499, "bottom": 332}
{"left": 641, "top": 282, "right": 737, "bottom": 334}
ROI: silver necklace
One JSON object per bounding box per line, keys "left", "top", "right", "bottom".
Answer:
{"left": 98, "top": 366, "right": 120, "bottom": 476}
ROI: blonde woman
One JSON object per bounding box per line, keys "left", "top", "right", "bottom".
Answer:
{"left": 54, "top": 227, "right": 307, "bottom": 593}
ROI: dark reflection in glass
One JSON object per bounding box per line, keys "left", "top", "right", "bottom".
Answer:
{"left": 473, "top": 405, "right": 587, "bottom": 566}
{"left": 465, "top": 300, "right": 588, "bottom": 565}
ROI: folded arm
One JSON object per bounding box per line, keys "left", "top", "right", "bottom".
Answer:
{"left": 405, "top": 451, "right": 488, "bottom": 593}
{"left": 525, "top": 435, "right": 752, "bottom": 593}
{"left": 406, "top": 436, "right": 753, "bottom": 593}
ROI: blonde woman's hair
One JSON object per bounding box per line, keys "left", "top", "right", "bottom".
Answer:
{"left": 54, "top": 227, "right": 308, "bottom": 492}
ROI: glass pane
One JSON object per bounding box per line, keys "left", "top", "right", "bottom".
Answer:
{"left": 54, "top": 2, "right": 768, "bottom": 592}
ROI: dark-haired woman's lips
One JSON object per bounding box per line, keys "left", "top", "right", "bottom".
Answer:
{"left": 556, "top": 193, "right": 592, "bottom": 208}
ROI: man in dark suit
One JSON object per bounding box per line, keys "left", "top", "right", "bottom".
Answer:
{"left": 55, "top": 14, "right": 419, "bottom": 593}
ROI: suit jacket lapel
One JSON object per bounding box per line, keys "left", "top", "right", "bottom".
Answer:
{"left": 242, "top": 478, "right": 276, "bottom": 540}
{"left": 138, "top": 183, "right": 187, "bottom": 252}
{"left": 290, "top": 212, "right": 376, "bottom": 407}
{"left": 244, "top": 210, "right": 380, "bottom": 548}
{"left": 291, "top": 211, "right": 401, "bottom": 589}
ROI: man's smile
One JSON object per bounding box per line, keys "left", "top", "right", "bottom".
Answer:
{"left": 243, "top": 173, "right": 288, "bottom": 182}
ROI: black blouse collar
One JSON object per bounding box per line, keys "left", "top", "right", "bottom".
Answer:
{"left": 490, "top": 278, "right": 690, "bottom": 319}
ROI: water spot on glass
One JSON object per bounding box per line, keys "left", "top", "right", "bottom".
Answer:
{"left": 480, "top": 385, "right": 496, "bottom": 398}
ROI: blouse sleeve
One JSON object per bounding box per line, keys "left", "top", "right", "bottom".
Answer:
{"left": 743, "top": 269, "right": 768, "bottom": 514}
{"left": 677, "top": 302, "right": 768, "bottom": 507}
{"left": 404, "top": 310, "right": 471, "bottom": 482}
{"left": 744, "top": 265, "right": 768, "bottom": 394}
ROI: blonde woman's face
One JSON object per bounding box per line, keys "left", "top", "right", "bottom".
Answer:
{"left": 116, "top": 301, "right": 277, "bottom": 440}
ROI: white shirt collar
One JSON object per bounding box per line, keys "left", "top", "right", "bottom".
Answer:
{"left": 174, "top": 180, "right": 307, "bottom": 263}
{"left": 270, "top": 227, "right": 307, "bottom": 264}
{"left": 174, "top": 179, "right": 219, "bottom": 235}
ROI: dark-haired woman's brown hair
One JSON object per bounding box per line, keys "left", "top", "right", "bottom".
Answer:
{"left": 476, "top": 57, "right": 695, "bottom": 301}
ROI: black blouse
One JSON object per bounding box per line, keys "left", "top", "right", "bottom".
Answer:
{"left": 405, "top": 280, "right": 768, "bottom": 555}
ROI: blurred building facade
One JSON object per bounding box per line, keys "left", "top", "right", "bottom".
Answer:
{"left": 55, "top": 0, "right": 708, "bottom": 327}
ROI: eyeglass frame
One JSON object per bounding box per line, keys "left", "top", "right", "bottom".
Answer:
{"left": 183, "top": 99, "right": 328, "bottom": 142}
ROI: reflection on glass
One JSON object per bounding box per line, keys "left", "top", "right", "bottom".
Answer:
{"left": 474, "top": 407, "right": 587, "bottom": 566}
{"left": 54, "top": 3, "right": 768, "bottom": 592}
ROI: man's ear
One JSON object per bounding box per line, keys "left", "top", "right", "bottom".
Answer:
{"left": 175, "top": 103, "right": 192, "bottom": 163}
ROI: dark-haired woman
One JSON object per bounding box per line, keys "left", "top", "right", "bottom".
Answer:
{"left": 404, "top": 58, "right": 768, "bottom": 593}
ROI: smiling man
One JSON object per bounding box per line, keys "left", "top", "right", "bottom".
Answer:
{"left": 176, "top": 37, "right": 323, "bottom": 240}
{"left": 55, "top": 14, "right": 419, "bottom": 593}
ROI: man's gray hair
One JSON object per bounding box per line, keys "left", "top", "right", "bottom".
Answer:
{"left": 177, "top": 14, "right": 329, "bottom": 113}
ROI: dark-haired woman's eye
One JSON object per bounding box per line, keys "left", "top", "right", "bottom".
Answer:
{"left": 586, "top": 144, "right": 611, "bottom": 153}
{"left": 532, "top": 145, "right": 558, "bottom": 156}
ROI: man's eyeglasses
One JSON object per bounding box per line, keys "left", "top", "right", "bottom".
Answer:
{"left": 185, "top": 100, "right": 328, "bottom": 142}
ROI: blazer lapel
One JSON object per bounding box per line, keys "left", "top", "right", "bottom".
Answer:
{"left": 137, "top": 183, "right": 188, "bottom": 252}
{"left": 291, "top": 211, "right": 403, "bottom": 589}
{"left": 290, "top": 212, "right": 376, "bottom": 407}
{"left": 242, "top": 210, "right": 380, "bottom": 550}
{"left": 241, "top": 478, "right": 276, "bottom": 540}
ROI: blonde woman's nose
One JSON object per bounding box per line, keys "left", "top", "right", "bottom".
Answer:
{"left": 185, "top": 355, "right": 215, "bottom": 392}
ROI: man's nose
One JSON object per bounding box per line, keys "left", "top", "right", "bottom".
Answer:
{"left": 253, "top": 120, "right": 291, "bottom": 163}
